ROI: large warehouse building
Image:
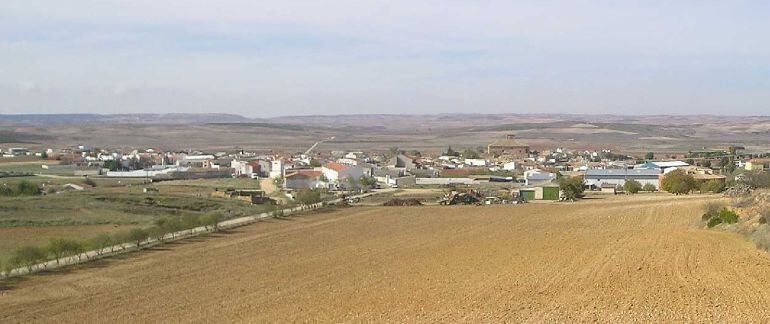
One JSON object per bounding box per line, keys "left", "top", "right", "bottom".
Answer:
{"left": 584, "top": 169, "right": 661, "bottom": 190}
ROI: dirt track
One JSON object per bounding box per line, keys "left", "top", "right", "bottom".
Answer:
{"left": 2, "top": 195, "right": 770, "bottom": 322}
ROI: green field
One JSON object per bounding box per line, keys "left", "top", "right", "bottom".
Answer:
{"left": 156, "top": 177, "right": 260, "bottom": 189}
{"left": 0, "top": 190, "right": 272, "bottom": 227}
{"left": 0, "top": 175, "right": 149, "bottom": 190}
{"left": 0, "top": 171, "right": 274, "bottom": 266}
{"left": 0, "top": 224, "right": 139, "bottom": 265}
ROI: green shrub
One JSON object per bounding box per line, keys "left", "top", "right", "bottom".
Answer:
{"left": 89, "top": 233, "right": 113, "bottom": 255}
{"left": 147, "top": 226, "right": 168, "bottom": 243}
{"left": 623, "top": 180, "right": 642, "bottom": 194}
{"left": 295, "top": 189, "right": 322, "bottom": 205}
{"left": 703, "top": 207, "right": 741, "bottom": 228}
{"left": 9, "top": 245, "right": 47, "bottom": 272}
{"left": 83, "top": 177, "right": 97, "bottom": 187}
{"left": 701, "top": 180, "right": 726, "bottom": 193}
{"left": 558, "top": 176, "right": 585, "bottom": 201}
{"left": 109, "top": 230, "right": 131, "bottom": 250}
{"left": 718, "top": 208, "right": 739, "bottom": 224}
{"left": 181, "top": 214, "right": 201, "bottom": 229}
{"left": 0, "top": 181, "right": 41, "bottom": 197}
{"left": 642, "top": 183, "right": 657, "bottom": 192}
{"left": 157, "top": 218, "right": 184, "bottom": 238}
{"left": 199, "top": 213, "right": 222, "bottom": 231}
{"left": 45, "top": 238, "right": 83, "bottom": 264}
{"left": 128, "top": 228, "right": 149, "bottom": 247}
{"left": 707, "top": 217, "right": 722, "bottom": 228}
{"left": 661, "top": 169, "right": 698, "bottom": 195}
{"left": 17, "top": 180, "right": 41, "bottom": 196}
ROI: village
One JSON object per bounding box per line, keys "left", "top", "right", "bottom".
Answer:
{"left": 2, "top": 133, "right": 767, "bottom": 206}
{"left": 6, "top": 1, "right": 770, "bottom": 320}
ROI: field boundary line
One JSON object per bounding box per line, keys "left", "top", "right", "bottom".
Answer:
{"left": 0, "top": 189, "right": 392, "bottom": 279}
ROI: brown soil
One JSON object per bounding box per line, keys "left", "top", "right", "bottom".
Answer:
{"left": 383, "top": 198, "right": 423, "bottom": 206}
{"left": 2, "top": 195, "right": 770, "bottom": 322}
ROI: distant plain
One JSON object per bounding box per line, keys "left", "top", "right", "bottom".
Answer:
{"left": 2, "top": 114, "right": 770, "bottom": 154}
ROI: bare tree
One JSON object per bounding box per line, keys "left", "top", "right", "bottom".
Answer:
{"left": 89, "top": 233, "right": 112, "bottom": 256}
{"left": 199, "top": 214, "right": 223, "bottom": 232}
{"left": 9, "top": 246, "right": 47, "bottom": 273}
{"left": 128, "top": 228, "right": 149, "bottom": 249}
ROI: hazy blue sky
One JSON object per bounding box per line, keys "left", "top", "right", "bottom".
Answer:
{"left": 1, "top": 1, "right": 769, "bottom": 116}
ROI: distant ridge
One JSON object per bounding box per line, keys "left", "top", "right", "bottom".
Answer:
{"left": 0, "top": 113, "right": 252, "bottom": 125}
{"left": 1, "top": 112, "right": 768, "bottom": 127}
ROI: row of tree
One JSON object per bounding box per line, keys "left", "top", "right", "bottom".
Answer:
{"left": 661, "top": 169, "right": 725, "bottom": 195}
{"left": 1, "top": 213, "right": 223, "bottom": 276}
{"left": 621, "top": 180, "right": 657, "bottom": 194}
{"left": 558, "top": 169, "right": 727, "bottom": 200}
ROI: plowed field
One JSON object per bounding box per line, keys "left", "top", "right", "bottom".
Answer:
{"left": 2, "top": 194, "right": 770, "bottom": 322}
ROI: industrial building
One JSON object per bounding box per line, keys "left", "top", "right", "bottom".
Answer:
{"left": 584, "top": 169, "right": 661, "bottom": 190}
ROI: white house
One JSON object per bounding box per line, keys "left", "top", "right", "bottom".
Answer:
{"left": 336, "top": 158, "right": 358, "bottom": 166}
{"left": 106, "top": 166, "right": 186, "bottom": 178}
{"left": 464, "top": 159, "right": 488, "bottom": 167}
{"left": 231, "top": 160, "right": 258, "bottom": 177}
{"left": 502, "top": 161, "right": 517, "bottom": 171}
{"left": 284, "top": 170, "right": 325, "bottom": 190}
{"left": 345, "top": 152, "right": 364, "bottom": 159}
{"left": 177, "top": 155, "right": 215, "bottom": 168}
{"left": 585, "top": 169, "right": 661, "bottom": 190}
{"left": 7, "top": 148, "right": 29, "bottom": 156}
{"left": 269, "top": 160, "right": 284, "bottom": 179}
{"left": 322, "top": 162, "right": 364, "bottom": 190}
{"left": 524, "top": 169, "right": 556, "bottom": 186}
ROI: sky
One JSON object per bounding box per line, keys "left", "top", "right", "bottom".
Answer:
{"left": 1, "top": 1, "right": 770, "bottom": 117}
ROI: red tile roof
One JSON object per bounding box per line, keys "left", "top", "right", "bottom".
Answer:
{"left": 285, "top": 170, "right": 322, "bottom": 178}
{"left": 325, "top": 162, "right": 349, "bottom": 172}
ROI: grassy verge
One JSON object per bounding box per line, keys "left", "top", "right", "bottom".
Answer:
{"left": 0, "top": 225, "right": 138, "bottom": 264}
{"left": 0, "top": 189, "right": 274, "bottom": 265}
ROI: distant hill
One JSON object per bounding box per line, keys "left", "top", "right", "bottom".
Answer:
{"left": 1, "top": 113, "right": 766, "bottom": 128}
{"left": 0, "top": 113, "right": 767, "bottom": 152}
{"left": 0, "top": 130, "right": 53, "bottom": 144}
{"left": 0, "top": 113, "right": 252, "bottom": 125}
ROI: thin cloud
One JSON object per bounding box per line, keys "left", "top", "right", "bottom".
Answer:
{"left": 1, "top": 1, "right": 769, "bottom": 116}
